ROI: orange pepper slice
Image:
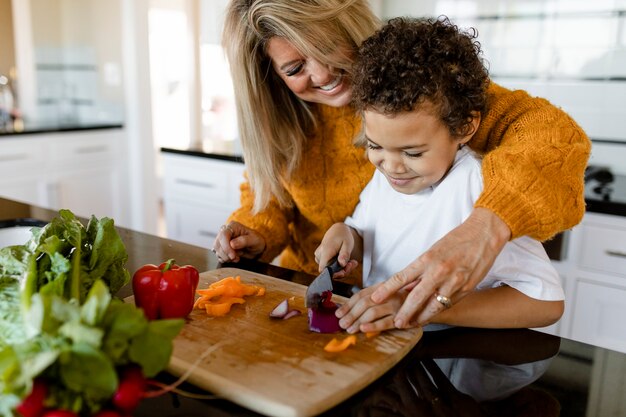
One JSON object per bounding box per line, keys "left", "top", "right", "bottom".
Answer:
{"left": 204, "top": 297, "right": 246, "bottom": 316}
{"left": 195, "top": 276, "right": 265, "bottom": 317}
{"left": 324, "top": 335, "right": 357, "bottom": 352}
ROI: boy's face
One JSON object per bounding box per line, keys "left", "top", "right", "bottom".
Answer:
{"left": 363, "top": 106, "right": 471, "bottom": 195}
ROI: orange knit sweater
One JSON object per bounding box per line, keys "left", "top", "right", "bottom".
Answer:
{"left": 229, "top": 83, "right": 591, "bottom": 275}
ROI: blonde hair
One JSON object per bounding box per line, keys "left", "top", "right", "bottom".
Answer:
{"left": 222, "top": 0, "right": 380, "bottom": 212}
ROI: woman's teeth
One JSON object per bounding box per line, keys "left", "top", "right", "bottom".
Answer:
{"left": 319, "top": 75, "right": 342, "bottom": 91}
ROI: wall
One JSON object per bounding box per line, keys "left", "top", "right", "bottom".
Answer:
{"left": 0, "top": 0, "right": 16, "bottom": 77}
{"left": 10, "top": 0, "right": 125, "bottom": 125}
{"left": 378, "top": 0, "right": 626, "bottom": 174}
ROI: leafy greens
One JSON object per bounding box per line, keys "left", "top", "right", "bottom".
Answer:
{"left": 0, "top": 210, "right": 184, "bottom": 416}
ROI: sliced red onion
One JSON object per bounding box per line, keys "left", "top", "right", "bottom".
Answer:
{"left": 270, "top": 299, "right": 302, "bottom": 320}
{"left": 307, "top": 305, "right": 341, "bottom": 333}
{"left": 270, "top": 299, "right": 289, "bottom": 318}
{"left": 307, "top": 290, "right": 342, "bottom": 333}
{"left": 282, "top": 309, "right": 302, "bottom": 320}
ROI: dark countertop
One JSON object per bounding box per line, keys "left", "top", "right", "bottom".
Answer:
{"left": 161, "top": 146, "right": 244, "bottom": 163}
{"left": 0, "top": 122, "right": 123, "bottom": 137}
{"left": 1, "top": 196, "right": 621, "bottom": 417}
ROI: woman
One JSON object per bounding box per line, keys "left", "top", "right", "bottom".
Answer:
{"left": 213, "top": 0, "right": 590, "bottom": 328}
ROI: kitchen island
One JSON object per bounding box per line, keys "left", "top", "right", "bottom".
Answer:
{"left": 2, "top": 196, "right": 624, "bottom": 417}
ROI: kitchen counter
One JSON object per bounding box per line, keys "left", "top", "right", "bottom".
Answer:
{"left": 0, "top": 122, "right": 123, "bottom": 137}
{"left": 161, "top": 146, "right": 243, "bottom": 163}
{"left": 2, "top": 196, "right": 624, "bottom": 417}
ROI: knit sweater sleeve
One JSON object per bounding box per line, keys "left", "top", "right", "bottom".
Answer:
{"left": 470, "top": 83, "right": 591, "bottom": 241}
{"left": 227, "top": 171, "right": 293, "bottom": 263}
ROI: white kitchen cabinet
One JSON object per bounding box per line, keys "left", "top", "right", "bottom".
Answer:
{"left": 162, "top": 152, "right": 245, "bottom": 248}
{"left": 0, "top": 129, "right": 129, "bottom": 225}
{"left": 556, "top": 212, "right": 626, "bottom": 353}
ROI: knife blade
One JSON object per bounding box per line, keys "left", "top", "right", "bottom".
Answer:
{"left": 305, "top": 257, "right": 343, "bottom": 308}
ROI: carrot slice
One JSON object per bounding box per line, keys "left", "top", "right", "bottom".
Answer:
{"left": 324, "top": 335, "right": 357, "bottom": 352}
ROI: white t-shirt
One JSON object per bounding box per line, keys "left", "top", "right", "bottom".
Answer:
{"left": 344, "top": 147, "right": 564, "bottom": 301}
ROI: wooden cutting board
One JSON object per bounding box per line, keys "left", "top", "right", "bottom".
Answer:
{"left": 165, "top": 268, "right": 423, "bottom": 417}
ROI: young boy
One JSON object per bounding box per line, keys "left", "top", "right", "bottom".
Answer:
{"left": 315, "top": 17, "right": 564, "bottom": 334}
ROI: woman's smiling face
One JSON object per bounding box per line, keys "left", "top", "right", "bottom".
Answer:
{"left": 266, "top": 37, "right": 352, "bottom": 107}
{"left": 364, "top": 105, "right": 474, "bottom": 195}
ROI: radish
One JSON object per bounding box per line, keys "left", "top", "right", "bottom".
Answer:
{"left": 112, "top": 366, "right": 146, "bottom": 413}
{"left": 16, "top": 378, "right": 47, "bottom": 417}
{"left": 41, "top": 411, "right": 78, "bottom": 417}
{"left": 92, "top": 410, "right": 125, "bottom": 417}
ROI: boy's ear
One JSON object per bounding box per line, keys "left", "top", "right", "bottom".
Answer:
{"left": 458, "top": 111, "right": 481, "bottom": 145}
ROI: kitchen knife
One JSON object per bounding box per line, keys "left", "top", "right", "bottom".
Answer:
{"left": 305, "top": 257, "right": 343, "bottom": 308}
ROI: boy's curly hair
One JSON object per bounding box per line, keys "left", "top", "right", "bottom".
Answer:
{"left": 352, "top": 16, "right": 489, "bottom": 138}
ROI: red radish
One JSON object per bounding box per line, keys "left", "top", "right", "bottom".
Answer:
{"left": 112, "top": 366, "right": 146, "bottom": 412}
{"left": 16, "top": 378, "right": 47, "bottom": 417}
{"left": 308, "top": 291, "right": 341, "bottom": 333}
{"left": 92, "top": 410, "right": 125, "bottom": 417}
{"left": 41, "top": 410, "right": 78, "bottom": 417}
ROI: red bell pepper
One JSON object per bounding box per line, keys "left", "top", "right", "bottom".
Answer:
{"left": 132, "top": 259, "right": 199, "bottom": 320}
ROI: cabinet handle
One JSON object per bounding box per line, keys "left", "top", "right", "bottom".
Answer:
{"left": 605, "top": 250, "right": 626, "bottom": 259}
{"left": 74, "top": 145, "right": 108, "bottom": 154}
{"left": 176, "top": 179, "right": 216, "bottom": 189}
{"left": 0, "top": 153, "right": 29, "bottom": 162}
{"left": 198, "top": 230, "right": 216, "bottom": 239}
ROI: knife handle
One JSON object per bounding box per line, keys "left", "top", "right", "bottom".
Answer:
{"left": 326, "top": 257, "right": 343, "bottom": 276}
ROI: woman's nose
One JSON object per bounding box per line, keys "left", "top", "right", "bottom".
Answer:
{"left": 307, "top": 59, "right": 333, "bottom": 86}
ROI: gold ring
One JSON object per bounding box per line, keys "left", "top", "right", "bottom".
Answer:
{"left": 436, "top": 294, "right": 452, "bottom": 308}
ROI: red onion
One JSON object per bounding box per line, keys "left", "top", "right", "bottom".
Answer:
{"left": 307, "top": 290, "right": 341, "bottom": 333}
{"left": 270, "top": 299, "right": 302, "bottom": 320}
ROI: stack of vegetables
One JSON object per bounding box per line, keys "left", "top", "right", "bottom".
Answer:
{"left": 0, "top": 210, "right": 184, "bottom": 417}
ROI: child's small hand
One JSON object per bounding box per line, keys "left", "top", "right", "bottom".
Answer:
{"left": 336, "top": 283, "right": 408, "bottom": 334}
{"left": 315, "top": 223, "right": 358, "bottom": 274}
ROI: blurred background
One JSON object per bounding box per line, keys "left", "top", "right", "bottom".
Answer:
{"left": 1, "top": 0, "right": 625, "bottom": 235}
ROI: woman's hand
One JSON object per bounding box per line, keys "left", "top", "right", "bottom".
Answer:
{"left": 212, "top": 221, "right": 266, "bottom": 263}
{"left": 371, "top": 208, "right": 511, "bottom": 328}
{"left": 335, "top": 283, "right": 408, "bottom": 334}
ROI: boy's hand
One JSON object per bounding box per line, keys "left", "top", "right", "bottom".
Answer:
{"left": 314, "top": 223, "right": 360, "bottom": 278}
{"left": 335, "top": 283, "right": 409, "bottom": 333}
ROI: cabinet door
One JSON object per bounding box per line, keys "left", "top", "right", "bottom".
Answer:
{"left": 0, "top": 177, "right": 47, "bottom": 206}
{"left": 578, "top": 222, "right": 626, "bottom": 278}
{"left": 53, "top": 168, "right": 121, "bottom": 221}
{"left": 162, "top": 153, "right": 245, "bottom": 246}
{"left": 571, "top": 279, "right": 626, "bottom": 354}
{"left": 0, "top": 137, "right": 48, "bottom": 206}
{"left": 165, "top": 201, "right": 232, "bottom": 248}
